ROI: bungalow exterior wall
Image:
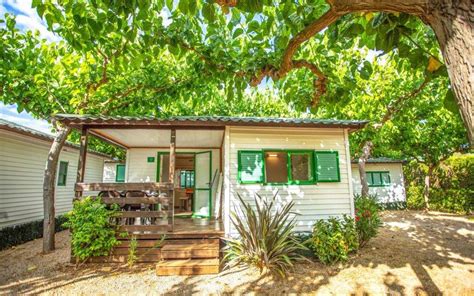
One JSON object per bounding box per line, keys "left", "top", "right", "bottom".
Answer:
{"left": 224, "top": 126, "right": 354, "bottom": 235}
{"left": 0, "top": 129, "right": 108, "bottom": 229}
{"left": 351, "top": 162, "right": 406, "bottom": 204}
{"left": 124, "top": 148, "right": 220, "bottom": 183}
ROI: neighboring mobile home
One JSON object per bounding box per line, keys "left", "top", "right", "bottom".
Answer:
{"left": 0, "top": 119, "right": 112, "bottom": 229}
{"left": 351, "top": 158, "right": 406, "bottom": 207}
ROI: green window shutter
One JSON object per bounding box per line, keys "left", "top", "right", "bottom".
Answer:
{"left": 315, "top": 151, "right": 340, "bottom": 182}
{"left": 238, "top": 150, "right": 264, "bottom": 184}
{"left": 366, "top": 172, "right": 374, "bottom": 186}
{"left": 116, "top": 164, "right": 125, "bottom": 182}
{"left": 57, "top": 161, "right": 68, "bottom": 186}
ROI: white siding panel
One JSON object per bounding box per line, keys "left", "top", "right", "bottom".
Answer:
{"left": 103, "top": 162, "right": 118, "bottom": 182}
{"left": 227, "top": 127, "right": 353, "bottom": 234}
{"left": 127, "top": 148, "right": 221, "bottom": 182}
{"left": 0, "top": 130, "right": 108, "bottom": 228}
{"left": 351, "top": 163, "right": 406, "bottom": 203}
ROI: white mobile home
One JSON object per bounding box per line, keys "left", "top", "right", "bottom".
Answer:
{"left": 55, "top": 114, "right": 368, "bottom": 236}
{"left": 0, "top": 119, "right": 112, "bottom": 229}
{"left": 351, "top": 158, "right": 406, "bottom": 206}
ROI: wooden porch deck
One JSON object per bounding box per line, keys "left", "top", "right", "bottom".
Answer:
{"left": 121, "top": 218, "right": 224, "bottom": 239}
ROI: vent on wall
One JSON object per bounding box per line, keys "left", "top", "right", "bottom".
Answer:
{"left": 0, "top": 212, "right": 8, "bottom": 219}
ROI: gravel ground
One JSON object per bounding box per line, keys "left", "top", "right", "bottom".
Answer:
{"left": 1, "top": 211, "right": 473, "bottom": 295}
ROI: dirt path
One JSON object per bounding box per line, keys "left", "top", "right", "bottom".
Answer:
{"left": 1, "top": 211, "right": 473, "bottom": 295}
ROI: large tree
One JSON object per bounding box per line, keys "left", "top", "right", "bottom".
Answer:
{"left": 2, "top": 0, "right": 472, "bottom": 251}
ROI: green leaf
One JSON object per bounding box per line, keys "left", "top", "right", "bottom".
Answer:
{"left": 248, "top": 20, "right": 260, "bottom": 33}
{"left": 202, "top": 3, "right": 215, "bottom": 22}
{"left": 233, "top": 28, "right": 244, "bottom": 38}
{"left": 359, "top": 61, "right": 373, "bottom": 80}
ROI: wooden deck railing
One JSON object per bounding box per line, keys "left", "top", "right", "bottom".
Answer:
{"left": 75, "top": 182, "right": 173, "bottom": 192}
{"left": 75, "top": 182, "right": 175, "bottom": 233}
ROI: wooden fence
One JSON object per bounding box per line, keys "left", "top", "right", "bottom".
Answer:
{"left": 75, "top": 182, "right": 175, "bottom": 233}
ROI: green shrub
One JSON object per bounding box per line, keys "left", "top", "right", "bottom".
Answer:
{"left": 224, "top": 193, "right": 306, "bottom": 277}
{"left": 63, "top": 197, "right": 121, "bottom": 261}
{"left": 405, "top": 154, "right": 473, "bottom": 214}
{"left": 428, "top": 188, "right": 473, "bottom": 213}
{"left": 307, "top": 216, "right": 358, "bottom": 265}
{"left": 406, "top": 185, "right": 426, "bottom": 210}
{"left": 354, "top": 195, "right": 382, "bottom": 247}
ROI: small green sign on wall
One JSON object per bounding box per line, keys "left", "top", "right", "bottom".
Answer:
{"left": 147, "top": 156, "right": 155, "bottom": 163}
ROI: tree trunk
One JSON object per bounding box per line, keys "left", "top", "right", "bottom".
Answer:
{"left": 426, "top": 0, "right": 473, "bottom": 145}
{"left": 43, "top": 126, "right": 71, "bottom": 253}
{"left": 358, "top": 141, "right": 374, "bottom": 197}
{"left": 423, "top": 166, "right": 435, "bottom": 211}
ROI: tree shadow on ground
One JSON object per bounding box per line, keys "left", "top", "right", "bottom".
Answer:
{"left": 0, "top": 230, "right": 156, "bottom": 295}
{"left": 1, "top": 211, "right": 472, "bottom": 295}
{"left": 162, "top": 211, "right": 474, "bottom": 295}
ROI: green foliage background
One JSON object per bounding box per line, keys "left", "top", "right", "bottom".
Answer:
{"left": 404, "top": 154, "right": 474, "bottom": 213}
{"left": 0, "top": 2, "right": 470, "bottom": 185}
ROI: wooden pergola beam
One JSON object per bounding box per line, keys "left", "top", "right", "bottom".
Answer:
{"left": 168, "top": 129, "right": 176, "bottom": 231}
{"left": 75, "top": 127, "right": 89, "bottom": 199}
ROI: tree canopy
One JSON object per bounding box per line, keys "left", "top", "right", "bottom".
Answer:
{"left": 0, "top": 0, "right": 469, "bottom": 156}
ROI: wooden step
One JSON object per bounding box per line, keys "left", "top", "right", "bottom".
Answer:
{"left": 73, "top": 238, "right": 221, "bottom": 264}
{"left": 156, "top": 259, "right": 219, "bottom": 275}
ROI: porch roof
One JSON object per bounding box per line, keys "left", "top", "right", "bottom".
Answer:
{"left": 53, "top": 115, "right": 368, "bottom": 149}
{"left": 53, "top": 114, "right": 368, "bottom": 129}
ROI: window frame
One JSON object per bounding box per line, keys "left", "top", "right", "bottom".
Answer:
{"left": 180, "top": 170, "right": 195, "bottom": 188}
{"left": 314, "top": 151, "right": 341, "bottom": 182}
{"left": 237, "top": 149, "right": 341, "bottom": 185}
{"left": 237, "top": 150, "right": 265, "bottom": 184}
{"left": 262, "top": 149, "right": 316, "bottom": 185}
{"left": 366, "top": 171, "right": 391, "bottom": 187}
{"left": 57, "top": 161, "right": 68, "bottom": 186}
{"left": 115, "top": 164, "right": 126, "bottom": 183}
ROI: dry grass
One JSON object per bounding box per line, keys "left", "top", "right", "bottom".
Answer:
{"left": 0, "top": 211, "right": 473, "bottom": 295}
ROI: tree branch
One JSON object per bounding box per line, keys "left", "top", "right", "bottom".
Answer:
{"left": 277, "top": 9, "right": 341, "bottom": 78}
{"left": 101, "top": 80, "right": 187, "bottom": 114}
{"left": 213, "top": 0, "right": 430, "bottom": 111}
{"left": 292, "top": 60, "right": 327, "bottom": 107}
{"left": 379, "top": 76, "right": 431, "bottom": 125}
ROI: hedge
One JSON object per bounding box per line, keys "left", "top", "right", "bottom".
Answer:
{"left": 407, "top": 185, "right": 473, "bottom": 214}
{"left": 0, "top": 215, "right": 68, "bottom": 251}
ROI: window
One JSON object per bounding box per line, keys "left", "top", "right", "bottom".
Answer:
{"left": 290, "top": 152, "right": 314, "bottom": 183}
{"left": 116, "top": 164, "right": 125, "bottom": 183}
{"left": 314, "top": 151, "right": 340, "bottom": 182}
{"left": 237, "top": 149, "right": 339, "bottom": 185}
{"left": 366, "top": 171, "right": 391, "bottom": 187}
{"left": 238, "top": 151, "right": 264, "bottom": 184}
{"left": 263, "top": 150, "right": 315, "bottom": 184}
{"left": 264, "top": 151, "right": 288, "bottom": 183}
{"left": 180, "top": 170, "right": 195, "bottom": 188}
{"left": 57, "top": 161, "right": 68, "bottom": 186}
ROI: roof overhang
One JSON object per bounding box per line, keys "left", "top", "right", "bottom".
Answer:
{"left": 53, "top": 114, "right": 369, "bottom": 149}
{"left": 54, "top": 114, "right": 369, "bottom": 130}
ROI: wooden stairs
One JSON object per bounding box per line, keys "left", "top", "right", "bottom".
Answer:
{"left": 79, "top": 237, "right": 221, "bottom": 275}
{"left": 156, "top": 238, "right": 220, "bottom": 275}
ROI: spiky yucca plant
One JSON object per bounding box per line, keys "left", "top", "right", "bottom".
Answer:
{"left": 224, "top": 193, "right": 306, "bottom": 277}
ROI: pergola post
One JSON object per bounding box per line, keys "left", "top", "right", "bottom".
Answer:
{"left": 168, "top": 129, "right": 176, "bottom": 230}
{"left": 75, "top": 126, "right": 89, "bottom": 199}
